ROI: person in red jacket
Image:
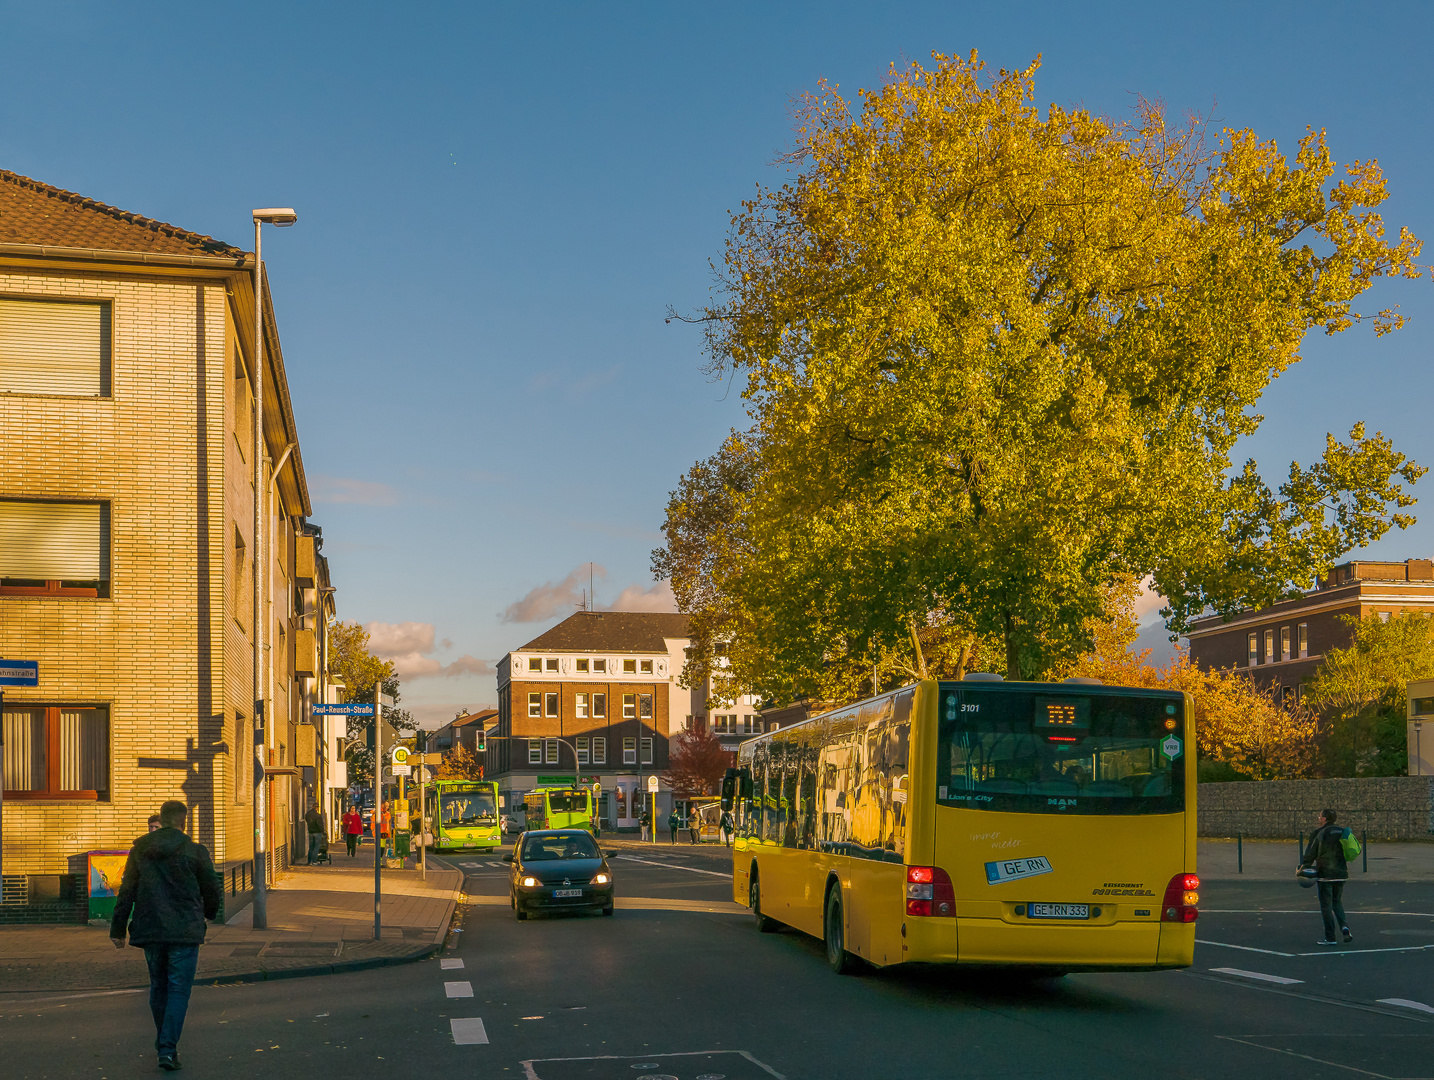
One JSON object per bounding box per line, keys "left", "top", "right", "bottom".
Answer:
{"left": 342, "top": 807, "right": 364, "bottom": 857}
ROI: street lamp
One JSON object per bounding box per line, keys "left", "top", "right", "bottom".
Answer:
{"left": 251, "top": 207, "right": 297, "bottom": 931}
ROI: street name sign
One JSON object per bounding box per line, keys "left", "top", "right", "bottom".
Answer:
{"left": 313, "top": 703, "right": 375, "bottom": 716}
{"left": 392, "top": 764, "right": 412, "bottom": 777}
{"left": 0, "top": 660, "right": 38, "bottom": 687}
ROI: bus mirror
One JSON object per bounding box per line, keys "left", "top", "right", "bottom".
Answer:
{"left": 739, "top": 769, "right": 754, "bottom": 800}
{"left": 720, "top": 768, "right": 737, "bottom": 812}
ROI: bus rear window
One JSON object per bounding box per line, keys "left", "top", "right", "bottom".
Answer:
{"left": 936, "top": 686, "right": 1184, "bottom": 816}
{"left": 547, "top": 792, "right": 588, "bottom": 813}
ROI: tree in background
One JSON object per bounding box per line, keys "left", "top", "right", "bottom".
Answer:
{"left": 327, "top": 619, "right": 415, "bottom": 784}
{"left": 434, "top": 743, "right": 485, "bottom": 782}
{"left": 1303, "top": 613, "right": 1431, "bottom": 776}
{"left": 661, "top": 50, "right": 1424, "bottom": 704}
{"left": 662, "top": 728, "right": 732, "bottom": 796}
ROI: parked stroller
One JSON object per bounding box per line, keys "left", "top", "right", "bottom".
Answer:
{"left": 309, "top": 832, "right": 332, "bottom": 866}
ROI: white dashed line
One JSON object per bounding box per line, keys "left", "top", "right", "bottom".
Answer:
{"left": 1379, "top": 998, "right": 1434, "bottom": 1015}
{"left": 614, "top": 854, "right": 732, "bottom": 878}
{"left": 450, "top": 1017, "right": 489, "bottom": 1044}
{"left": 1210, "top": 967, "right": 1303, "bottom": 985}
{"left": 440, "top": 958, "right": 464, "bottom": 970}
{"left": 445, "top": 981, "right": 474, "bottom": 998}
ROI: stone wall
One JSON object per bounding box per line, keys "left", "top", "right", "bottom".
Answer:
{"left": 1198, "top": 776, "right": 1434, "bottom": 840}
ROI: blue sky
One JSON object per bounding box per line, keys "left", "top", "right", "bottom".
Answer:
{"left": 4, "top": 2, "right": 1431, "bottom": 723}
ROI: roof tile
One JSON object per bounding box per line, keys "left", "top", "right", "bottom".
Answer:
{"left": 518, "top": 612, "right": 690, "bottom": 653}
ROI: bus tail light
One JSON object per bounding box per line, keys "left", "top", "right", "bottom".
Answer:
{"left": 906, "top": 866, "right": 955, "bottom": 917}
{"left": 1161, "top": 873, "right": 1199, "bottom": 922}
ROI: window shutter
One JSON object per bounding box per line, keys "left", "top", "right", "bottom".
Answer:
{"left": 0, "top": 500, "right": 106, "bottom": 579}
{"left": 0, "top": 299, "right": 109, "bottom": 396}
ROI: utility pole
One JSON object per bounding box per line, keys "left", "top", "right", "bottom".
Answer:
{"left": 373, "top": 680, "right": 383, "bottom": 941}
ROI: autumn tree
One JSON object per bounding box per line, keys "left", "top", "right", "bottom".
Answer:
{"left": 1303, "top": 613, "right": 1433, "bottom": 775}
{"left": 434, "top": 743, "right": 485, "bottom": 782}
{"left": 662, "top": 728, "right": 733, "bottom": 796}
{"left": 328, "top": 619, "right": 414, "bottom": 784}
{"left": 660, "top": 51, "right": 1424, "bottom": 700}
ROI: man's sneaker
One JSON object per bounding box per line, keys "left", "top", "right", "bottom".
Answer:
{"left": 1343, "top": 929, "right": 1354, "bottom": 943}
{"left": 1315, "top": 939, "right": 1340, "bottom": 946}
{"left": 157, "top": 1054, "right": 181, "bottom": 1071}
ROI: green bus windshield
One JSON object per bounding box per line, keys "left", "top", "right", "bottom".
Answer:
{"left": 440, "top": 788, "right": 497, "bottom": 828}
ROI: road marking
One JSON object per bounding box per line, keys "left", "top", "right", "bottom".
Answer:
{"left": 440, "top": 958, "right": 464, "bottom": 970}
{"left": 450, "top": 1017, "right": 489, "bottom": 1045}
{"left": 1202, "top": 909, "right": 1434, "bottom": 917}
{"left": 1184, "top": 971, "right": 1431, "bottom": 1023}
{"left": 1210, "top": 967, "right": 1303, "bottom": 985}
{"left": 1215, "top": 1036, "right": 1397, "bottom": 1078}
{"left": 1198, "top": 939, "right": 1295, "bottom": 957}
{"left": 1379, "top": 998, "right": 1434, "bottom": 1015}
{"left": 1199, "top": 938, "right": 1434, "bottom": 958}
{"left": 520, "top": 1050, "right": 785, "bottom": 1080}
{"left": 445, "top": 981, "right": 474, "bottom": 998}
{"left": 614, "top": 854, "right": 731, "bottom": 878}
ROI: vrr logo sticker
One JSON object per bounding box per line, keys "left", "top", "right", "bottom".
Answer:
{"left": 985, "top": 855, "right": 1053, "bottom": 885}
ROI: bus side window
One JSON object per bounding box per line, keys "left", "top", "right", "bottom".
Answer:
{"left": 765, "top": 757, "right": 781, "bottom": 845}
{"left": 782, "top": 759, "right": 799, "bottom": 849}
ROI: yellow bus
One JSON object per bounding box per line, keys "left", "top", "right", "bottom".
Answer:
{"left": 728, "top": 677, "right": 1198, "bottom": 975}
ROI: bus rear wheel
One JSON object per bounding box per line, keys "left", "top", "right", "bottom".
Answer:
{"left": 824, "top": 887, "right": 859, "bottom": 975}
{"left": 750, "top": 873, "right": 778, "bottom": 933}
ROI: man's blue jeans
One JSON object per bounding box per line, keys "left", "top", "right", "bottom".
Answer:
{"left": 143, "top": 944, "right": 200, "bottom": 1057}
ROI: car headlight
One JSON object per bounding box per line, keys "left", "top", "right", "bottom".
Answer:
{"left": 521, "top": 876, "right": 538, "bottom": 887}
{"left": 591, "top": 872, "right": 610, "bottom": 885}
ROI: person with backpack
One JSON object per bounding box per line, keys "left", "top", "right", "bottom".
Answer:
{"left": 1300, "top": 807, "right": 1357, "bottom": 945}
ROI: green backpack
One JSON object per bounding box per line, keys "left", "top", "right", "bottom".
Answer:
{"left": 1339, "top": 827, "right": 1361, "bottom": 862}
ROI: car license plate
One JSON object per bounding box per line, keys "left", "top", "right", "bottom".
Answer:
{"left": 552, "top": 888, "right": 582, "bottom": 898}
{"left": 1028, "top": 903, "right": 1089, "bottom": 920}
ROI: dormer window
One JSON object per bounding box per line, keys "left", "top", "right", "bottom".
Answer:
{"left": 576, "top": 658, "right": 589, "bottom": 673}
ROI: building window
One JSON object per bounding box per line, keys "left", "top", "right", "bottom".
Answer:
{"left": 622, "top": 737, "right": 637, "bottom": 765}
{"left": 1282, "top": 685, "right": 1297, "bottom": 708}
{"left": 593, "top": 659, "right": 606, "bottom": 673}
{"left": 576, "top": 693, "right": 588, "bottom": 718}
{"left": 640, "top": 659, "right": 653, "bottom": 674}
{"left": 684, "top": 714, "right": 693, "bottom": 731}
{"left": 528, "top": 739, "right": 543, "bottom": 764}
{"left": 1264, "top": 629, "right": 1275, "bottom": 664}
{"left": 546, "top": 657, "right": 559, "bottom": 672}
{"left": 234, "top": 715, "right": 249, "bottom": 803}
{"left": 639, "top": 694, "right": 653, "bottom": 719}
{"left": 545, "top": 738, "right": 559, "bottom": 765}
{"left": 592, "top": 737, "right": 606, "bottom": 764}
{"left": 576, "top": 737, "right": 589, "bottom": 765}
{"left": 3, "top": 706, "right": 111, "bottom": 799}
{"left": 592, "top": 693, "right": 606, "bottom": 718}
{"left": 623, "top": 694, "right": 636, "bottom": 719}
{"left": 1247, "top": 633, "right": 1258, "bottom": 667}
{"left": 640, "top": 737, "right": 653, "bottom": 765}
{"left": 623, "top": 659, "right": 637, "bottom": 674}
{"left": 0, "top": 297, "right": 111, "bottom": 397}
{"left": 576, "top": 658, "right": 589, "bottom": 673}
{"left": 528, "top": 658, "right": 542, "bottom": 672}
{"left": 742, "top": 715, "right": 755, "bottom": 734}
{"left": 528, "top": 692, "right": 541, "bottom": 717}
{"left": 0, "top": 499, "right": 111, "bottom": 597}
{"left": 1280, "top": 626, "right": 1291, "bottom": 662}
{"left": 545, "top": 692, "right": 558, "bottom": 717}
{"left": 1298, "top": 623, "right": 1308, "bottom": 658}
{"left": 1379, "top": 611, "right": 1392, "bottom": 623}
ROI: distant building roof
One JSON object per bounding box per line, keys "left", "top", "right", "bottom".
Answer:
{"left": 518, "top": 611, "right": 690, "bottom": 653}
{"left": 0, "top": 169, "right": 246, "bottom": 259}
{"left": 453, "top": 708, "right": 498, "bottom": 728}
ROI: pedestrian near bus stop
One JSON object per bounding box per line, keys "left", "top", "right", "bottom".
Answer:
{"left": 1300, "top": 807, "right": 1353, "bottom": 946}
{"left": 109, "top": 800, "right": 220, "bottom": 1072}
{"left": 342, "top": 807, "right": 363, "bottom": 857}
{"left": 667, "top": 809, "right": 679, "bottom": 844}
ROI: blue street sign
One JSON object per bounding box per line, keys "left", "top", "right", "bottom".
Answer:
{"left": 0, "top": 660, "right": 38, "bottom": 687}
{"left": 313, "top": 703, "right": 375, "bottom": 716}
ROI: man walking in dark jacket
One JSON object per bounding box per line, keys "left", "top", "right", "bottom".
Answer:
{"left": 1300, "top": 807, "right": 1352, "bottom": 946}
{"left": 110, "top": 800, "right": 220, "bottom": 1071}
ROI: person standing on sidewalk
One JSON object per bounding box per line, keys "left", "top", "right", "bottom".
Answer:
{"left": 689, "top": 811, "right": 700, "bottom": 844}
{"left": 1300, "top": 807, "right": 1352, "bottom": 946}
{"left": 342, "top": 807, "right": 363, "bottom": 857}
{"left": 667, "top": 809, "right": 679, "bottom": 844}
{"left": 304, "top": 804, "right": 324, "bottom": 865}
{"left": 639, "top": 809, "right": 650, "bottom": 842}
{"left": 109, "top": 800, "right": 220, "bottom": 1072}
{"left": 720, "top": 809, "right": 734, "bottom": 847}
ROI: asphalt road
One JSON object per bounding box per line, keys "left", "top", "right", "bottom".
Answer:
{"left": 3, "top": 843, "right": 1431, "bottom": 1080}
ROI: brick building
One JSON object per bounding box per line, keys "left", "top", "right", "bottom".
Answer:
{"left": 1187, "top": 559, "right": 1434, "bottom": 703}
{"left": 0, "top": 171, "right": 339, "bottom": 902}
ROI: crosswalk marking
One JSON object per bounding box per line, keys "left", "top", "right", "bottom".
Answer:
{"left": 445, "top": 981, "right": 474, "bottom": 998}
{"left": 1210, "top": 967, "right": 1303, "bottom": 985}
{"left": 450, "top": 1017, "right": 489, "bottom": 1045}
{"left": 440, "top": 958, "right": 464, "bottom": 970}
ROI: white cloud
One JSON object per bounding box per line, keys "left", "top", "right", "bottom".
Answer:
{"left": 312, "top": 474, "right": 400, "bottom": 506}
{"left": 406, "top": 702, "right": 497, "bottom": 729}
{"left": 502, "top": 564, "right": 607, "bottom": 623}
{"left": 1134, "top": 576, "right": 1167, "bottom": 625}
{"left": 365, "top": 620, "right": 495, "bottom": 680}
{"left": 603, "top": 579, "right": 678, "bottom": 613}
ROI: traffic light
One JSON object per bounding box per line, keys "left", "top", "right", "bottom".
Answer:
{"left": 475, "top": 729, "right": 486, "bottom": 752}
{"left": 414, "top": 729, "right": 427, "bottom": 753}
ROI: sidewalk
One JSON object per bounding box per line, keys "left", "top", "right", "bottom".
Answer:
{"left": 1198, "top": 838, "right": 1434, "bottom": 881}
{"left": 0, "top": 856, "right": 462, "bottom": 993}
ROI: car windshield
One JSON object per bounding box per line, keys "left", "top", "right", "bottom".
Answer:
{"left": 522, "top": 834, "right": 600, "bottom": 861}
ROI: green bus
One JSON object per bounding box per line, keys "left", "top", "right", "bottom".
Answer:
{"left": 524, "top": 786, "right": 598, "bottom": 835}
{"left": 428, "top": 780, "right": 503, "bottom": 852}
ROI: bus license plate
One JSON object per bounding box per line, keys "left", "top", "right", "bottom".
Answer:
{"left": 552, "top": 889, "right": 583, "bottom": 898}
{"left": 1028, "top": 903, "right": 1089, "bottom": 920}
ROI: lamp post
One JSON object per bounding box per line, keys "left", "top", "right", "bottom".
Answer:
{"left": 250, "top": 207, "right": 297, "bottom": 931}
